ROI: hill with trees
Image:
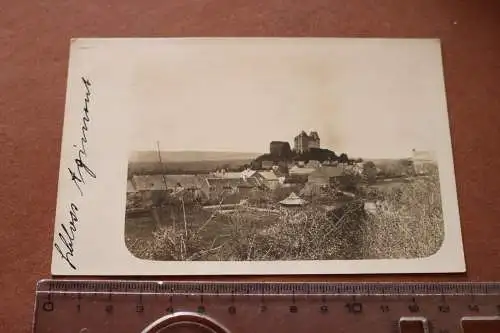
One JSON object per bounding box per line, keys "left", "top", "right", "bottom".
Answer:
{"left": 252, "top": 147, "right": 353, "bottom": 166}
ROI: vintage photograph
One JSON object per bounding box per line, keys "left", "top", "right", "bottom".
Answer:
{"left": 51, "top": 38, "right": 464, "bottom": 275}
{"left": 123, "top": 39, "right": 448, "bottom": 262}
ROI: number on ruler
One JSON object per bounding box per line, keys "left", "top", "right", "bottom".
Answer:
{"left": 320, "top": 305, "right": 328, "bottom": 313}
{"left": 166, "top": 306, "right": 174, "bottom": 314}
{"left": 380, "top": 305, "right": 390, "bottom": 313}
{"left": 136, "top": 304, "right": 144, "bottom": 313}
{"left": 105, "top": 304, "right": 113, "bottom": 314}
{"left": 197, "top": 305, "right": 206, "bottom": 314}
{"left": 345, "top": 302, "right": 363, "bottom": 314}
{"left": 228, "top": 305, "right": 236, "bottom": 315}
{"left": 289, "top": 305, "right": 298, "bottom": 313}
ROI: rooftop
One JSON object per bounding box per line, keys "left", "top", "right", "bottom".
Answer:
{"left": 279, "top": 192, "right": 308, "bottom": 206}
{"left": 207, "top": 177, "right": 259, "bottom": 188}
{"left": 295, "top": 130, "right": 320, "bottom": 139}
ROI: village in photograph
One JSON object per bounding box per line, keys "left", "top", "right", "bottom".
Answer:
{"left": 125, "top": 129, "right": 444, "bottom": 262}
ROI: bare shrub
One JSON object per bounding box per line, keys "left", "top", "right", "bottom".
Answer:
{"left": 125, "top": 237, "right": 155, "bottom": 259}
{"left": 210, "top": 209, "right": 267, "bottom": 261}
{"left": 148, "top": 226, "right": 202, "bottom": 260}
{"left": 359, "top": 168, "right": 444, "bottom": 258}
{"left": 256, "top": 203, "right": 366, "bottom": 260}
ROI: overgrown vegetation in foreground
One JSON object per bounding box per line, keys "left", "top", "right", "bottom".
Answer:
{"left": 125, "top": 170, "right": 444, "bottom": 261}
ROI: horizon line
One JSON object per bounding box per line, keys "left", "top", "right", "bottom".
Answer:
{"left": 128, "top": 149, "right": 419, "bottom": 160}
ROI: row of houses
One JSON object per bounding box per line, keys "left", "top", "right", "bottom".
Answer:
{"left": 259, "top": 159, "right": 363, "bottom": 172}
{"left": 127, "top": 164, "right": 348, "bottom": 202}
{"left": 127, "top": 169, "right": 282, "bottom": 200}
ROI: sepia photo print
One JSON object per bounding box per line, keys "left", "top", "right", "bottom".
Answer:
{"left": 123, "top": 39, "right": 452, "bottom": 263}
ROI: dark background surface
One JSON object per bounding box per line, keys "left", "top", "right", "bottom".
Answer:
{"left": 1, "top": 1, "right": 499, "bottom": 332}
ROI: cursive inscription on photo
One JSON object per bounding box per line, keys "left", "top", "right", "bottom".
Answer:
{"left": 68, "top": 77, "right": 96, "bottom": 196}
{"left": 54, "top": 77, "right": 96, "bottom": 270}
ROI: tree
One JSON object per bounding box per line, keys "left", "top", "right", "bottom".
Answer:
{"left": 338, "top": 153, "right": 349, "bottom": 163}
{"left": 338, "top": 168, "right": 362, "bottom": 192}
{"left": 362, "top": 161, "right": 377, "bottom": 184}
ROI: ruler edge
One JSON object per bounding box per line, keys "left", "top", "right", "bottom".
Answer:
{"left": 35, "top": 280, "right": 500, "bottom": 295}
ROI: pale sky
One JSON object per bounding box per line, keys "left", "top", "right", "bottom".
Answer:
{"left": 126, "top": 38, "right": 449, "bottom": 159}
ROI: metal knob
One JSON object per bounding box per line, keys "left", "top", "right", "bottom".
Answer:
{"left": 141, "top": 312, "right": 230, "bottom": 333}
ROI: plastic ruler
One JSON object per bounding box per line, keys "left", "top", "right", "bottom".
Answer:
{"left": 33, "top": 280, "right": 500, "bottom": 333}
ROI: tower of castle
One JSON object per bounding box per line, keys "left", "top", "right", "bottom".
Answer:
{"left": 294, "top": 130, "right": 320, "bottom": 153}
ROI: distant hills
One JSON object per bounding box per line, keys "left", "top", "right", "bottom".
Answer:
{"left": 128, "top": 150, "right": 262, "bottom": 177}
{"left": 129, "top": 151, "right": 262, "bottom": 163}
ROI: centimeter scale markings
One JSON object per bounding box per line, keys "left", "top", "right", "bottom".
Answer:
{"left": 33, "top": 280, "right": 500, "bottom": 333}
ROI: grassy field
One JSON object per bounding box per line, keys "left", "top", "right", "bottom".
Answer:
{"left": 125, "top": 168, "right": 444, "bottom": 261}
